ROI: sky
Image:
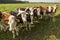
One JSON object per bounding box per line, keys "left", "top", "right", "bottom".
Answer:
{"left": 21, "top": 0, "right": 60, "bottom": 2}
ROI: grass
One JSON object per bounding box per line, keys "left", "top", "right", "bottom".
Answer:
{"left": 0, "top": 3, "right": 60, "bottom": 40}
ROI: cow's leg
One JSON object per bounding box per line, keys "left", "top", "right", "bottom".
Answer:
{"left": 45, "top": 14, "right": 48, "bottom": 20}
{"left": 0, "top": 21, "right": 8, "bottom": 31}
{"left": 28, "top": 23, "right": 31, "bottom": 31}
{"left": 43, "top": 10, "right": 46, "bottom": 16}
{"left": 37, "top": 11, "right": 40, "bottom": 16}
{"left": 35, "top": 15, "right": 39, "bottom": 23}
{"left": 3, "top": 24, "right": 8, "bottom": 32}
{"left": 26, "top": 22, "right": 31, "bottom": 31}
{"left": 15, "top": 27, "right": 19, "bottom": 36}
{"left": 0, "top": 22, "right": 3, "bottom": 30}
{"left": 48, "top": 13, "right": 53, "bottom": 24}
{"left": 12, "top": 30, "right": 15, "bottom": 39}
{"left": 0, "top": 25, "right": 4, "bottom": 30}
{"left": 9, "top": 24, "right": 13, "bottom": 31}
{"left": 25, "top": 22, "right": 28, "bottom": 31}
{"left": 37, "top": 11, "right": 41, "bottom": 19}
{"left": 14, "top": 22, "right": 18, "bottom": 36}
{"left": 26, "top": 26, "right": 28, "bottom": 31}
{"left": 36, "top": 10, "right": 40, "bottom": 20}
{"left": 21, "top": 14, "right": 28, "bottom": 31}
{"left": 51, "top": 13, "right": 55, "bottom": 22}
{"left": 40, "top": 14, "right": 43, "bottom": 19}
{"left": 4, "top": 26, "right": 8, "bottom": 32}
{"left": 44, "top": 10, "right": 47, "bottom": 20}
{"left": 0, "top": 20, "right": 4, "bottom": 30}
{"left": 37, "top": 12, "right": 41, "bottom": 19}
{"left": 30, "top": 15, "right": 33, "bottom": 24}
{"left": 23, "top": 19, "right": 28, "bottom": 31}
{"left": 9, "top": 24, "right": 15, "bottom": 39}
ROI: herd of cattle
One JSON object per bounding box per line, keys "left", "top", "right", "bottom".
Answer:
{"left": 0, "top": 4, "right": 57, "bottom": 39}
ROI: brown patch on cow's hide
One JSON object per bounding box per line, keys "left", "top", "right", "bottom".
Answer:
{"left": 2, "top": 12, "right": 10, "bottom": 21}
{"left": 2, "top": 12, "right": 11, "bottom": 25}
{"left": 40, "top": 6, "right": 48, "bottom": 10}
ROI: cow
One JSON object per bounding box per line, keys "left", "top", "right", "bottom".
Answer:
{"left": 17, "top": 7, "right": 34, "bottom": 24}
{"left": 0, "top": 12, "right": 11, "bottom": 31}
{"left": 8, "top": 15, "right": 19, "bottom": 39}
{"left": 45, "top": 4, "right": 57, "bottom": 21}
{"left": 10, "top": 11, "right": 18, "bottom": 16}
{"left": 50, "top": 4, "right": 57, "bottom": 21}
{"left": 16, "top": 7, "right": 34, "bottom": 30}
{"left": 0, "top": 11, "right": 5, "bottom": 30}
{"left": 25, "top": 7, "right": 40, "bottom": 23}
{"left": 10, "top": 10, "right": 31, "bottom": 31}
{"left": 26, "top": 7, "right": 40, "bottom": 23}
{"left": 0, "top": 11, "right": 19, "bottom": 39}
{"left": 37, "top": 6, "right": 47, "bottom": 19}
{"left": 17, "top": 7, "right": 38, "bottom": 24}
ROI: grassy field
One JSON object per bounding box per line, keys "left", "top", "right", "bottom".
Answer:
{"left": 0, "top": 3, "right": 60, "bottom": 40}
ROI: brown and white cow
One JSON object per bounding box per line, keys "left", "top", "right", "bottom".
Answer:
{"left": 46, "top": 4, "right": 57, "bottom": 20}
{"left": 0, "top": 12, "right": 11, "bottom": 31}
{"left": 0, "top": 12, "right": 19, "bottom": 39}
{"left": 8, "top": 15, "right": 19, "bottom": 39}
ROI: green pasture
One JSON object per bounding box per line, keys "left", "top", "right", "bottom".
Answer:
{"left": 0, "top": 3, "right": 60, "bottom": 15}
{"left": 0, "top": 3, "right": 60, "bottom": 40}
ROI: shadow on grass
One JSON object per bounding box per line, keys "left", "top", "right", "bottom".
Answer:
{"left": 0, "top": 15, "right": 60, "bottom": 40}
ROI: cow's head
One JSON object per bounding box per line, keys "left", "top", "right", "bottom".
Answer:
{"left": 47, "top": 6, "right": 52, "bottom": 12}
{"left": 29, "top": 7, "right": 34, "bottom": 15}
{"left": 10, "top": 11, "right": 17, "bottom": 16}
{"left": 52, "top": 4, "right": 57, "bottom": 13}
{"left": 33, "top": 8, "right": 37, "bottom": 13}
{"left": 25, "top": 7, "right": 31, "bottom": 14}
